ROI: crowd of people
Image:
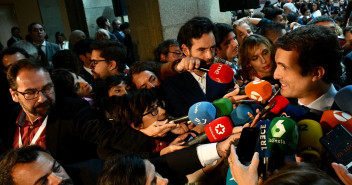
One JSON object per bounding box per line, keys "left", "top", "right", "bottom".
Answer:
{"left": 1, "top": 0, "right": 352, "bottom": 184}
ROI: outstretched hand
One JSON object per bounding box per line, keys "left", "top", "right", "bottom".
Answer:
{"left": 140, "top": 120, "right": 176, "bottom": 137}
{"left": 332, "top": 163, "right": 352, "bottom": 185}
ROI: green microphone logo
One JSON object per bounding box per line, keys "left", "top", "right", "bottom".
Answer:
{"left": 271, "top": 120, "right": 286, "bottom": 137}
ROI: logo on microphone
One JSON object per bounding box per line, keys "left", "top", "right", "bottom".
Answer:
{"left": 250, "top": 91, "right": 263, "bottom": 101}
{"left": 271, "top": 120, "right": 286, "bottom": 137}
{"left": 333, "top": 111, "right": 352, "bottom": 122}
{"left": 214, "top": 64, "right": 223, "bottom": 75}
{"left": 252, "top": 80, "right": 264, "bottom": 85}
{"left": 194, "top": 118, "right": 207, "bottom": 125}
{"left": 215, "top": 124, "right": 225, "bottom": 135}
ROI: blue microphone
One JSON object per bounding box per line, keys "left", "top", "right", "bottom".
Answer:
{"left": 188, "top": 101, "right": 217, "bottom": 125}
{"left": 230, "top": 104, "right": 253, "bottom": 126}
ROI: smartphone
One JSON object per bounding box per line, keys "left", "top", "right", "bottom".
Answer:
{"left": 320, "top": 124, "right": 352, "bottom": 172}
{"left": 236, "top": 127, "right": 260, "bottom": 164}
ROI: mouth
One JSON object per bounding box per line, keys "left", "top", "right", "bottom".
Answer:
{"left": 263, "top": 65, "right": 271, "bottom": 70}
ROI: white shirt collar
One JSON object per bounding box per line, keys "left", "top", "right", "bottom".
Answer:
{"left": 298, "top": 84, "right": 337, "bottom": 112}
{"left": 83, "top": 66, "right": 93, "bottom": 75}
{"left": 190, "top": 72, "right": 207, "bottom": 94}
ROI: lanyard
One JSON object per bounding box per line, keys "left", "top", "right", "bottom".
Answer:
{"left": 18, "top": 116, "right": 48, "bottom": 148}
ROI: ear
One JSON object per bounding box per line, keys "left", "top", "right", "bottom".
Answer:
{"left": 312, "top": 66, "right": 325, "bottom": 82}
{"left": 10, "top": 88, "right": 19, "bottom": 102}
{"left": 108, "top": 60, "right": 118, "bottom": 71}
{"left": 181, "top": 44, "right": 190, "bottom": 57}
{"left": 215, "top": 47, "right": 221, "bottom": 56}
{"left": 160, "top": 54, "right": 166, "bottom": 62}
{"left": 78, "top": 54, "right": 86, "bottom": 62}
{"left": 130, "top": 123, "right": 140, "bottom": 130}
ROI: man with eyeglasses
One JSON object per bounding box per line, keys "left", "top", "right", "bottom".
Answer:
{"left": 90, "top": 40, "right": 127, "bottom": 80}
{"left": 154, "top": 39, "right": 184, "bottom": 63}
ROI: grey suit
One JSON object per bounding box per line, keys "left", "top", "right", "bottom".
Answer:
{"left": 44, "top": 41, "right": 60, "bottom": 61}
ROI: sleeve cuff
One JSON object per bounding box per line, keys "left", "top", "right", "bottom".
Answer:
{"left": 196, "top": 143, "right": 220, "bottom": 167}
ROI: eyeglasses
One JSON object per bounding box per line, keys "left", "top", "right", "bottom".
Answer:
{"left": 168, "top": 52, "right": 184, "bottom": 57}
{"left": 89, "top": 59, "right": 110, "bottom": 65}
{"left": 142, "top": 101, "right": 165, "bottom": 116}
{"left": 15, "top": 84, "right": 55, "bottom": 100}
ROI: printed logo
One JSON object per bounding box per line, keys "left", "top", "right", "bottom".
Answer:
{"left": 333, "top": 111, "right": 352, "bottom": 122}
{"left": 250, "top": 91, "right": 263, "bottom": 101}
{"left": 215, "top": 124, "right": 225, "bottom": 135}
{"left": 271, "top": 120, "right": 286, "bottom": 137}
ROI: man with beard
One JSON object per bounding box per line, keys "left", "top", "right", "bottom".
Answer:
{"left": 160, "top": 17, "right": 234, "bottom": 117}
{"left": 0, "top": 145, "right": 73, "bottom": 185}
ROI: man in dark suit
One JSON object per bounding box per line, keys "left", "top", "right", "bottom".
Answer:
{"left": 73, "top": 39, "right": 95, "bottom": 86}
{"left": 160, "top": 17, "right": 233, "bottom": 117}
{"left": 7, "top": 27, "right": 23, "bottom": 47}
{"left": 3, "top": 59, "right": 175, "bottom": 165}
{"left": 28, "top": 23, "right": 60, "bottom": 61}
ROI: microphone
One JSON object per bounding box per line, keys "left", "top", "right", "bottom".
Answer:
{"left": 264, "top": 95, "right": 290, "bottom": 120}
{"left": 207, "top": 63, "right": 234, "bottom": 84}
{"left": 280, "top": 104, "right": 310, "bottom": 121}
{"left": 256, "top": 120, "right": 272, "bottom": 179}
{"left": 168, "top": 115, "right": 189, "bottom": 124}
{"left": 267, "top": 117, "right": 299, "bottom": 155}
{"left": 188, "top": 101, "right": 217, "bottom": 125}
{"left": 230, "top": 104, "right": 253, "bottom": 126}
{"left": 212, "top": 98, "right": 233, "bottom": 117}
{"left": 245, "top": 80, "right": 272, "bottom": 102}
{"left": 296, "top": 119, "right": 323, "bottom": 162}
{"left": 334, "top": 85, "right": 352, "bottom": 114}
{"left": 320, "top": 110, "right": 352, "bottom": 133}
{"left": 184, "top": 116, "right": 233, "bottom": 146}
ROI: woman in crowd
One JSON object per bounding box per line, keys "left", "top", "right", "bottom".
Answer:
{"left": 311, "top": 1, "right": 322, "bottom": 18}
{"left": 233, "top": 21, "right": 254, "bottom": 46}
{"left": 237, "top": 34, "right": 276, "bottom": 85}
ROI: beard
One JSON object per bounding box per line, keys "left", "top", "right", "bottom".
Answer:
{"left": 18, "top": 98, "right": 55, "bottom": 118}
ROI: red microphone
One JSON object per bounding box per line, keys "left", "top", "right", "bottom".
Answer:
{"left": 184, "top": 116, "right": 233, "bottom": 146}
{"left": 270, "top": 95, "right": 289, "bottom": 115}
{"left": 320, "top": 110, "right": 352, "bottom": 134}
{"left": 207, "top": 63, "right": 234, "bottom": 84}
{"left": 245, "top": 80, "right": 272, "bottom": 102}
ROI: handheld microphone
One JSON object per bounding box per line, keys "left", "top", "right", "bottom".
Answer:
{"left": 320, "top": 110, "right": 352, "bottom": 133}
{"left": 230, "top": 104, "right": 253, "bottom": 126}
{"left": 245, "top": 80, "right": 272, "bottom": 102}
{"left": 212, "top": 98, "right": 233, "bottom": 117}
{"left": 184, "top": 116, "right": 233, "bottom": 146}
{"left": 267, "top": 117, "right": 299, "bottom": 155}
{"left": 188, "top": 101, "right": 217, "bottom": 125}
{"left": 264, "top": 96, "right": 289, "bottom": 120}
{"left": 335, "top": 85, "right": 352, "bottom": 114}
{"left": 207, "top": 63, "right": 234, "bottom": 83}
{"left": 169, "top": 115, "right": 189, "bottom": 124}
{"left": 297, "top": 119, "right": 323, "bottom": 161}
{"left": 280, "top": 104, "right": 310, "bottom": 121}
{"left": 256, "top": 120, "right": 272, "bottom": 179}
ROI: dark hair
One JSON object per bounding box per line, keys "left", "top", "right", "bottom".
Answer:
{"left": 91, "top": 40, "right": 127, "bottom": 73}
{"left": 128, "top": 61, "right": 161, "bottom": 89}
{"left": 96, "top": 16, "right": 109, "bottom": 28}
{"left": 1, "top": 47, "right": 29, "bottom": 70}
{"left": 307, "top": 15, "right": 335, "bottom": 25}
{"left": 264, "top": 7, "right": 283, "bottom": 21}
{"left": 0, "top": 145, "right": 49, "bottom": 185}
{"left": 215, "top": 23, "right": 234, "bottom": 49}
{"left": 94, "top": 75, "right": 127, "bottom": 107}
{"left": 238, "top": 34, "right": 275, "bottom": 81}
{"left": 260, "top": 22, "right": 286, "bottom": 43}
{"left": 27, "top": 22, "right": 44, "bottom": 33}
{"left": 262, "top": 163, "right": 339, "bottom": 185}
{"left": 343, "top": 26, "right": 352, "bottom": 36}
{"left": 73, "top": 38, "right": 94, "bottom": 57}
{"left": 287, "top": 12, "right": 299, "bottom": 24}
{"left": 7, "top": 59, "right": 49, "bottom": 90}
{"left": 104, "top": 89, "right": 159, "bottom": 128}
{"left": 51, "top": 69, "right": 79, "bottom": 99}
{"left": 154, "top": 39, "right": 179, "bottom": 62}
{"left": 120, "top": 22, "right": 130, "bottom": 30}
{"left": 52, "top": 50, "right": 81, "bottom": 74}
{"left": 275, "top": 25, "right": 342, "bottom": 83}
{"left": 312, "top": 1, "right": 321, "bottom": 10}
{"left": 98, "top": 154, "right": 146, "bottom": 185}
{"left": 11, "top": 27, "right": 20, "bottom": 33}
{"left": 177, "top": 17, "right": 216, "bottom": 49}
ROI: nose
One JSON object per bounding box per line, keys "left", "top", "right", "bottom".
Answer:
{"left": 47, "top": 173, "right": 63, "bottom": 185}
{"left": 37, "top": 91, "right": 48, "bottom": 103}
{"left": 232, "top": 39, "right": 238, "bottom": 48}
{"left": 89, "top": 62, "right": 95, "bottom": 69}
{"left": 158, "top": 107, "right": 166, "bottom": 116}
{"left": 273, "top": 68, "right": 280, "bottom": 80}
{"left": 259, "top": 55, "right": 266, "bottom": 64}
{"left": 205, "top": 49, "right": 213, "bottom": 61}
{"left": 147, "top": 82, "right": 156, "bottom": 89}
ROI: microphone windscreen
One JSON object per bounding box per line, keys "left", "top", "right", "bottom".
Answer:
{"left": 188, "top": 101, "right": 216, "bottom": 125}
{"left": 230, "top": 104, "right": 253, "bottom": 126}
{"left": 212, "top": 98, "right": 233, "bottom": 117}
{"left": 335, "top": 85, "right": 352, "bottom": 114}
{"left": 256, "top": 120, "right": 272, "bottom": 158}
{"left": 208, "top": 63, "right": 234, "bottom": 83}
{"left": 245, "top": 80, "right": 272, "bottom": 101}
{"left": 320, "top": 110, "right": 352, "bottom": 133}
{"left": 297, "top": 119, "right": 323, "bottom": 160}
{"left": 251, "top": 104, "right": 263, "bottom": 114}
{"left": 280, "top": 104, "right": 310, "bottom": 121}
{"left": 267, "top": 117, "right": 298, "bottom": 155}
{"left": 270, "top": 95, "right": 289, "bottom": 115}
{"left": 204, "top": 116, "right": 233, "bottom": 142}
